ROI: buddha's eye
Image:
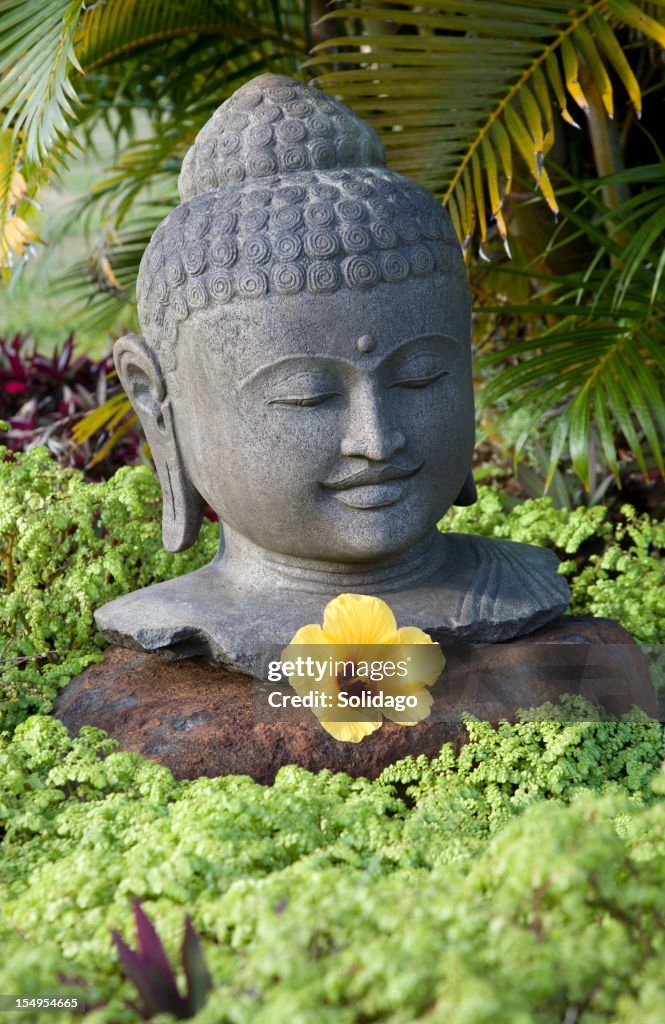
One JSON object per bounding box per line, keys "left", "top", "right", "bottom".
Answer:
{"left": 390, "top": 368, "right": 450, "bottom": 390}
{"left": 267, "top": 392, "right": 340, "bottom": 408}
{"left": 264, "top": 369, "right": 341, "bottom": 408}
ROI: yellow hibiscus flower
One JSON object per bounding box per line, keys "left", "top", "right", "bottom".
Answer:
{"left": 280, "top": 593, "right": 445, "bottom": 743}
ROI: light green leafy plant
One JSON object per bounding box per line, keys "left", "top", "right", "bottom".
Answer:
{"left": 2, "top": 713, "right": 665, "bottom": 1022}
{"left": 0, "top": 449, "right": 664, "bottom": 1022}
{"left": 0, "top": 445, "right": 218, "bottom": 731}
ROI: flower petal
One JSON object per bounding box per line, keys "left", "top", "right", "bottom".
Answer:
{"left": 321, "top": 593, "right": 398, "bottom": 645}
{"left": 389, "top": 639, "right": 445, "bottom": 690}
{"left": 321, "top": 717, "right": 383, "bottom": 743}
{"left": 285, "top": 623, "right": 327, "bottom": 646}
{"left": 395, "top": 626, "right": 438, "bottom": 645}
{"left": 382, "top": 687, "right": 434, "bottom": 725}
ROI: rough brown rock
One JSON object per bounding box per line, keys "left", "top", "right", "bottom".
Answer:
{"left": 53, "top": 616, "right": 658, "bottom": 785}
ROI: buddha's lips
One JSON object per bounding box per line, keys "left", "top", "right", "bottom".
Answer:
{"left": 322, "top": 462, "right": 423, "bottom": 491}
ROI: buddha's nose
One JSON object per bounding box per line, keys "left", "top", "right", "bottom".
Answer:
{"left": 341, "top": 382, "right": 406, "bottom": 461}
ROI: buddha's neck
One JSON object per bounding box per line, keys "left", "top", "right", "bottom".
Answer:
{"left": 214, "top": 525, "right": 445, "bottom": 594}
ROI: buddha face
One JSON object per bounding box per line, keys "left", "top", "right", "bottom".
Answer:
{"left": 168, "top": 273, "right": 474, "bottom": 564}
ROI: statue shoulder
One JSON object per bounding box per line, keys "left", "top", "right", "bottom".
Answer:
{"left": 434, "top": 532, "right": 570, "bottom": 641}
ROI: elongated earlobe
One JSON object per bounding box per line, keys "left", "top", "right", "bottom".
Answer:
{"left": 452, "top": 470, "right": 478, "bottom": 507}
{"left": 114, "top": 334, "right": 205, "bottom": 551}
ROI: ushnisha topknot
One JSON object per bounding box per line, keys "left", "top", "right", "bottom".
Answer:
{"left": 178, "top": 72, "right": 386, "bottom": 198}
{"left": 136, "top": 73, "right": 468, "bottom": 376}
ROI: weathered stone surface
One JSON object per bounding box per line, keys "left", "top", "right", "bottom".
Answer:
{"left": 95, "top": 533, "right": 570, "bottom": 676}
{"left": 54, "top": 617, "right": 658, "bottom": 785}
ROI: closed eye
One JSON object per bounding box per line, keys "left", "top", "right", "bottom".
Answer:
{"left": 391, "top": 369, "right": 450, "bottom": 389}
{"left": 267, "top": 393, "right": 340, "bottom": 407}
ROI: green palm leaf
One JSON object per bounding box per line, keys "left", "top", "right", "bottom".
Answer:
{"left": 477, "top": 166, "right": 665, "bottom": 489}
{"left": 0, "top": 0, "right": 83, "bottom": 164}
{"left": 310, "top": 0, "right": 664, "bottom": 248}
{"left": 0, "top": 0, "right": 310, "bottom": 266}
{"left": 0, "top": 127, "right": 39, "bottom": 267}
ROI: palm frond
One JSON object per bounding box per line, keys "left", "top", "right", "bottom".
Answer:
{"left": 0, "top": 0, "right": 311, "bottom": 268}
{"left": 0, "top": 0, "right": 83, "bottom": 164}
{"left": 477, "top": 166, "right": 665, "bottom": 488}
{"left": 52, "top": 211, "right": 162, "bottom": 339}
{"left": 56, "top": 26, "right": 311, "bottom": 313}
{"left": 310, "top": 0, "right": 664, "bottom": 249}
{"left": 76, "top": 0, "right": 306, "bottom": 71}
{"left": 90, "top": 129, "right": 189, "bottom": 228}
{"left": 0, "top": 0, "right": 85, "bottom": 266}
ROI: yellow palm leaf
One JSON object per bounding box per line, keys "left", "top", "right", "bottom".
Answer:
{"left": 71, "top": 394, "right": 130, "bottom": 444}
{"left": 0, "top": 130, "right": 40, "bottom": 267}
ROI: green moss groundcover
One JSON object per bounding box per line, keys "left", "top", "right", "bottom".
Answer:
{"left": 4, "top": 713, "right": 665, "bottom": 1023}
{"left": 1, "top": 445, "right": 665, "bottom": 1022}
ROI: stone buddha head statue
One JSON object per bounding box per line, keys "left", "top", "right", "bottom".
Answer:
{"left": 100, "top": 73, "right": 568, "bottom": 668}
{"left": 116, "top": 73, "right": 476, "bottom": 563}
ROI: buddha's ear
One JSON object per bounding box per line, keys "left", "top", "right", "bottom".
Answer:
{"left": 114, "top": 334, "right": 205, "bottom": 552}
{"left": 452, "top": 470, "right": 478, "bottom": 507}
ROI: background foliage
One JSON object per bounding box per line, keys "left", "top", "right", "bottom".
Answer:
{"left": 0, "top": 332, "right": 144, "bottom": 473}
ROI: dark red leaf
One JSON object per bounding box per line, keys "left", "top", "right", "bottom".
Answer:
{"left": 181, "top": 916, "right": 213, "bottom": 1015}
{"left": 112, "top": 928, "right": 185, "bottom": 1020}
{"left": 132, "top": 900, "right": 180, "bottom": 988}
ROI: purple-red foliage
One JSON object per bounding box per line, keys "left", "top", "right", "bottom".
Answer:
{"left": 111, "top": 900, "right": 213, "bottom": 1020}
{"left": 0, "top": 332, "right": 144, "bottom": 479}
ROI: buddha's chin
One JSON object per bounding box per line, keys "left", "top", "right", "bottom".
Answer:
{"left": 284, "top": 510, "right": 435, "bottom": 566}
{"left": 217, "top": 493, "right": 443, "bottom": 570}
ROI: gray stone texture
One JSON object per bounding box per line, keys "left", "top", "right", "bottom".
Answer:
{"left": 96, "top": 72, "right": 571, "bottom": 674}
